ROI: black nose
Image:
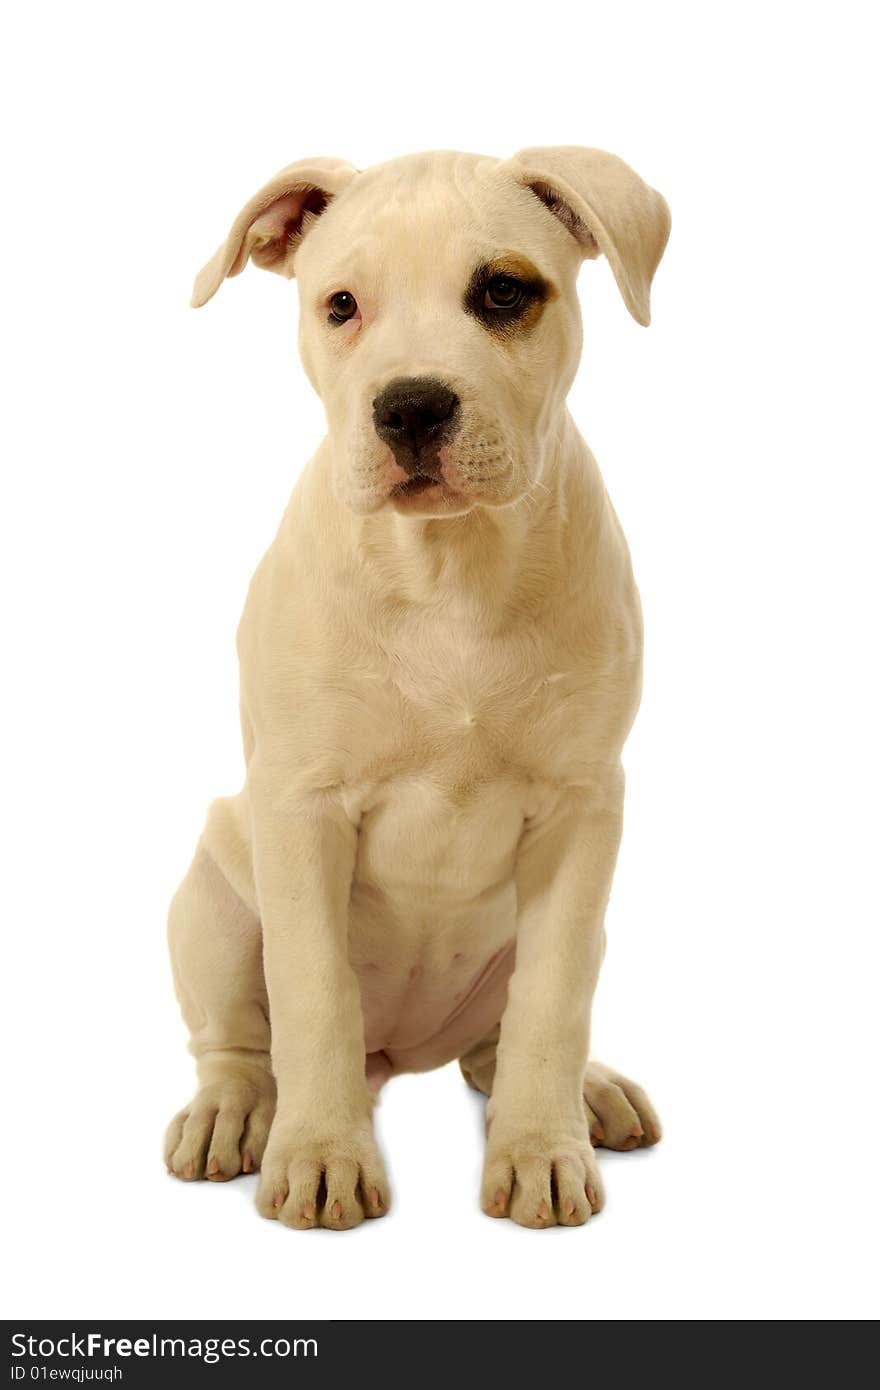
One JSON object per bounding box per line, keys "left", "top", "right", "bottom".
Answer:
{"left": 372, "top": 377, "right": 460, "bottom": 466}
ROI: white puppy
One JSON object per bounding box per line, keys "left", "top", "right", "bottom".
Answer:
{"left": 165, "top": 146, "right": 670, "bottom": 1229}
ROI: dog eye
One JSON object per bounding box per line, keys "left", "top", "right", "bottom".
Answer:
{"left": 484, "top": 276, "right": 526, "bottom": 310}
{"left": 328, "top": 291, "right": 359, "bottom": 324}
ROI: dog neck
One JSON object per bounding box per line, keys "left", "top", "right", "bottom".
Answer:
{"left": 306, "top": 412, "right": 605, "bottom": 626}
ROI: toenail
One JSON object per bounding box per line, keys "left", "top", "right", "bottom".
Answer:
{"left": 331, "top": 1200, "right": 343, "bottom": 1220}
{"left": 592, "top": 1123, "right": 605, "bottom": 1142}
{"left": 207, "top": 1157, "right": 220, "bottom": 1175}
{"left": 183, "top": 1162, "right": 195, "bottom": 1180}
{"left": 368, "top": 1187, "right": 382, "bottom": 1210}
{"left": 537, "top": 1200, "right": 550, "bottom": 1222}
{"left": 242, "top": 1151, "right": 253, "bottom": 1173}
{"left": 272, "top": 1190, "right": 285, "bottom": 1209}
{"left": 564, "top": 1197, "right": 576, "bottom": 1216}
{"left": 586, "top": 1184, "right": 597, "bottom": 1207}
{"left": 493, "top": 1187, "right": 508, "bottom": 1214}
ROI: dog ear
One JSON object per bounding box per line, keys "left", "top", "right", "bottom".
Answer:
{"left": 191, "top": 157, "right": 359, "bottom": 307}
{"left": 504, "top": 147, "right": 670, "bottom": 325}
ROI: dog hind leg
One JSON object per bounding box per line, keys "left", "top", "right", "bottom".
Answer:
{"left": 460, "top": 1029, "right": 661, "bottom": 1150}
{"left": 164, "top": 843, "right": 275, "bottom": 1181}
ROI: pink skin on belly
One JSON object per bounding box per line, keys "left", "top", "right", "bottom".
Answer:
{"left": 363, "top": 943, "right": 516, "bottom": 1086}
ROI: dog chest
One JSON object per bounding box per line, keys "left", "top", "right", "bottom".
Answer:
{"left": 354, "top": 763, "right": 529, "bottom": 905}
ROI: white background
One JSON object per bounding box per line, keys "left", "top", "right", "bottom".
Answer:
{"left": 3, "top": 1, "right": 878, "bottom": 1322}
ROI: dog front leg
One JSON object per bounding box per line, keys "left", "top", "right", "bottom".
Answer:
{"left": 250, "top": 769, "right": 389, "bottom": 1230}
{"left": 483, "top": 774, "right": 624, "bottom": 1228}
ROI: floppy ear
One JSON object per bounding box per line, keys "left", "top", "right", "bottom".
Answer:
{"left": 191, "top": 156, "right": 359, "bottom": 307}
{"left": 503, "top": 146, "right": 670, "bottom": 325}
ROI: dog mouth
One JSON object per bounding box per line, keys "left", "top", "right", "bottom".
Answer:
{"left": 391, "top": 474, "right": 440, "bottom": 497}
{"left": 387, "top": 468, "right": 471, "bottom": 516}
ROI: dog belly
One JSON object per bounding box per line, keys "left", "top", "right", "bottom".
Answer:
{"left": 353, "top": 887, "right": 516, "bottom": 1069}
{"left": 350, "top": 775, "right": 524, "bottom": 1067}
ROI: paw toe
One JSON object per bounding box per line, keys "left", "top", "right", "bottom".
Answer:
{"left": 480, "top": 1158, "right": 513, "bottom": 1218}
{"left": 554, "top": 1155, "right": 592, "bottom": 1226}
{"left": 509, "top": 1155, "right": 555, "bottom": 1229}
{"left": 321, "top": 1158, "right": 363, "bottom": 1230}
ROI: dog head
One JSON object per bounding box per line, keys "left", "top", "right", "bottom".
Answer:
{"left": 193, "top": 148, "right": 669, "bottom": 517}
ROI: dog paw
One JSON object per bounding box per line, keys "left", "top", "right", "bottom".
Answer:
{"left": 583, "top": 1061, "right": 662, "bottom": 1150}
{"left": 256, "top": 1119, "right": 390, "bottom": 1231}
{"left": 481, "top": 1125, "right": 603, "bottom": 1228}
{"left": 164, "top": 1070, "right": 275, "bottom": 1181}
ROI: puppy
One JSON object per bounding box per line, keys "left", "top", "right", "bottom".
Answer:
{"left": 165, "top": 147, "right": 670, "bottom": 1229}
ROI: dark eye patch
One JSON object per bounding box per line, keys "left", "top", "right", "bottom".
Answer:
{"left": 464, "top": 254, "right": 555, "bottom": 338}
